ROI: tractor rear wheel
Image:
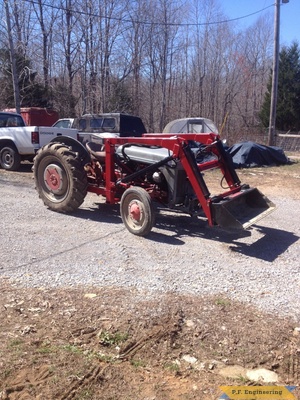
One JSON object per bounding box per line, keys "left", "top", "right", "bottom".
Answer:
{"left": 120, "top": 186, "right": 155, "bottom": 236}
{"left": 33, "top": 142, "right": 88, "bottom": 212}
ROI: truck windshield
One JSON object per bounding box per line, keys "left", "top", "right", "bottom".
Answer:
{"left": 188, "top": 119, "right": 218, "bottom": 134}
{"left": 103, "top": 118, "right": 115, "bottom": 129}
{"left": 89, "top": 117, "right": 115, "bottom": 129}
{"left": 0, "top": 114, "right": 25, "bottom": 127}
{"left": 54, "top": 120, "right": 72, "bottom": 128}
{"left": 188, "top": 123, "right": 204, "bottom": 133}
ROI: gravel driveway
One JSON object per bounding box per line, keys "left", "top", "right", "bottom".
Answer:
{"left": 1, "top": 165, "right": 299, "bottom": 322}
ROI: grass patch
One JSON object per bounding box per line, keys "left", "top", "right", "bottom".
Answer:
{"left": 62, "top": 344, "right": 84, "bottom": 354}
{"left": 215, "top": 298, "right": 231, "bottom": 307}
{"left": 130, "top": 359, "right": 146, "bottom": 368}
{"left": 36, "top": 345, "right": 58, "bottom": 354}
{"left": 8, "top": 339, "right": 24, "bottom": 348}
{"left": 98, "top": 331, "right": 129, "bottom": 346}
{"left": 164, "top": 361, "right": 180, "bottom": 373}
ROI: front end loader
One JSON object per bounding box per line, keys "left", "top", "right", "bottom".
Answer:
{"left": 33, "top": 132, "right": 275, "bottom": 236}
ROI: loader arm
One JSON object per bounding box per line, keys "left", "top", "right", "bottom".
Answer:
{"left": 98, "top": 134, "right": 275, "bottom": 230}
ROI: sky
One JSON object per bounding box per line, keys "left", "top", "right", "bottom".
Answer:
{"left": 220, "top": 0, "right": 299, "bottom": 46}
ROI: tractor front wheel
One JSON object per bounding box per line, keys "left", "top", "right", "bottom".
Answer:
{"left": 120, "top": 187, "right": 155, "bottom": 236}
{"left": 33, "top": 142, "right": 88, "bottom": 212}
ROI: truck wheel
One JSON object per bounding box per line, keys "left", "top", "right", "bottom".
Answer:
{"left": 0, "top": 146, "right": 21, "bottom": 171}
{"left": 33, "top": 142, "right": 88, "bottom": 213}
{"left": 120, "top": 187, "right": 155, "bottom": 236}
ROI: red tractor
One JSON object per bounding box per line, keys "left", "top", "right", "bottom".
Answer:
{"left": 33, "top": 131, "right": 275, "bottom": 236}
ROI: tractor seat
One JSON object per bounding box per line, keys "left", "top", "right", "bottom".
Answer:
{"left": 85, "top": 141, "right": 106, "bottom": 162}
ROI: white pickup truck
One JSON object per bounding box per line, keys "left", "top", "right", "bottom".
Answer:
{"left": 0, "top": 111, "right": 78, "bottom": 170}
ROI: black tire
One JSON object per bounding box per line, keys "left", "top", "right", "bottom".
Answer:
{"left": 0, "top": 145, "right": 21, "bottom": 171}
{"left": 33, "top": 142, "right": 88, "bottom": 212}
{"left": 120, "top": 186, "right": 155, "bottom": 236}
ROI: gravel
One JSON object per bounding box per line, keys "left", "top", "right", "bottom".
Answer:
{"left": 1, "top": 169, "right": 299, "bottom": 322}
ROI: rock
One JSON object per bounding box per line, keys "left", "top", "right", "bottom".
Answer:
{"left": 246, "top": 368, "right": 279, "bottom": 383}
{"left": 219, "top": 365, "right": 247, "bottom": 379}
{"left": 181, "top": 355, "right": 198, "bottom": 364}
{"left": 185, "top": 319, "right": 195, "bottom": 328}
{"left": 218, "top": 365, "right": 279, "bottom": 383}
{"left": 209, "top": 359, "right": 226, "bottom": 369}
{"left": 293, "top": 327, "right": 300, "bottom": 336}
{"left": 84, "top": 293, "right": 97, "bottom": 299}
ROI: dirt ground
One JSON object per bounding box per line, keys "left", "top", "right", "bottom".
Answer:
{"left": 0, "top": 156, "right": 300, "bottom": 400}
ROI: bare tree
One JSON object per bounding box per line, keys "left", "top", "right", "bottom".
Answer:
{"left": 76, "top": 0, "right": 98, "bottom": 114}
{"left": 236, "top": 15, "right": 273, "bottom": 129}
{"left": 32, "top": 0, "right": 58, "bottom": 90}
{"left": 55, "top": 0, "right": 83, "bottom": 115}
{"left": 4, "top": 0, "right": 21, "bottom": 112}
{"left": 122, "top": 0, "right": 149, "bottom": 116}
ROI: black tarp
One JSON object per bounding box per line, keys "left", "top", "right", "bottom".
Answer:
{"left": 227, "top": 141, "right": 290, "bottom": 168}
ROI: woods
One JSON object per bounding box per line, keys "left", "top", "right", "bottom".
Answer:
{"left": 260, "top": 42, "right": 300, "bottom": 132}
{"left": 0, "top": 0, "right": 285, "bottom": 139}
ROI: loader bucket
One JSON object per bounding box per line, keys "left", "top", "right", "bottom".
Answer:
{"left": 211, "top": 187, "right": 276, "bottom": 230}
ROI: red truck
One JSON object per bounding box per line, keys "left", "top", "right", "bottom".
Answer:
{"left": 4, "top": 107, "right": 59, "bottom": 127}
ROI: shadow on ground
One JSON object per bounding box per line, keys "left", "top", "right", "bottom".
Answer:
{"left": 72, "top": 202, "right": 299, "bottom": 262}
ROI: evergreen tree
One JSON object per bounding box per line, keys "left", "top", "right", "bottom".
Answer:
{"left": 51, "top": 80, "right": 78, "bottom": 117}
{"left": 106, "top": 78, "right": 134, "bottom": 114}
{"left": 0, "top": 48, "right": 50, "bottom": 109}
{"left": 260, "top": 42, "right": 300, "bottom": 131}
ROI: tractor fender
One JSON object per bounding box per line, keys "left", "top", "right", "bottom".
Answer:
{"left": 50, "top": 135, "right": 91, "bottom": 165}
